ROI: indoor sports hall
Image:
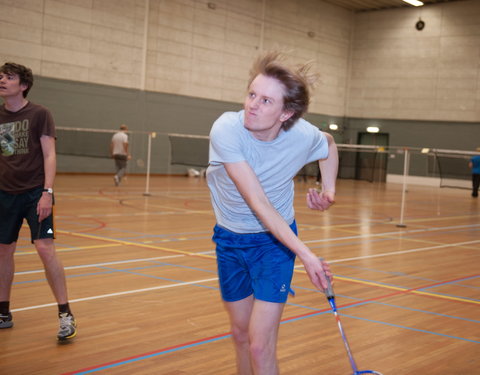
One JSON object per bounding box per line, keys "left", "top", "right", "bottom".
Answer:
{"left": 1, "top": 0, "right": 479, "bottom": 374}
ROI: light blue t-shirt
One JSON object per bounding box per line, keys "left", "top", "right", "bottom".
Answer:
{"left": 206, "top": 110, "right": 329, "bottom": 233}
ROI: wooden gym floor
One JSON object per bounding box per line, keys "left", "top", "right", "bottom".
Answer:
{"left": 1, "top": 174, "right": 478, "bottom": 375}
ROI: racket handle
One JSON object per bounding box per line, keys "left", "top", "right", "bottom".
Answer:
{"left": 320, "top": 257, "right": 335, "bottom": 299}
{"left": 324, "top": 273, "right": 335, "bottom": 299}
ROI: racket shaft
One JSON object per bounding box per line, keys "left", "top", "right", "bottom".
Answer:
{"left": 323, "top": 266, "right": 383, "bottom": 375}
{"left": 333, "top": 310, "right": 358, "bottom": 373}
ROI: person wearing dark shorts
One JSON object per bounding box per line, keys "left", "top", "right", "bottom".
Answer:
{"left": 0, "top": 62, "right": 77, "bottom": 341}
{"left": 206, "top": 52, "right": 339, "bottom": 374}
{"left": 0, "top": 187, "right": 56, "bottom": 244}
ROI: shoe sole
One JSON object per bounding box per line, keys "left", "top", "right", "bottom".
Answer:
{"left": 58, "top": 330, "right": 77, "bottom": 341}
{"left": 0, "top": 322, "right": 13, "bottom": 329}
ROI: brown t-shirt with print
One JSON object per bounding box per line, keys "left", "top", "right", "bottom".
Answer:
{"left": 0, "top": 102, "right": 56, "bottom": 193}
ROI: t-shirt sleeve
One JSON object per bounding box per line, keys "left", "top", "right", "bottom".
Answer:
{"left": 209, "top": 112, "right": 246, "bottom": 165}
{"left": 305, "top": 123, "right": 329, "bottom": 163}
{"left": 38, "top": 106, "right": 56, "bottom": 139}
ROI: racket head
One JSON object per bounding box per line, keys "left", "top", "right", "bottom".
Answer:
{"left": 355, "top": 370, "right": 383, "bottom": 375}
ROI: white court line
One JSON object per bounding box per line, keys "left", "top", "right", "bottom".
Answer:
{"left": 11, "top": 277, "right": 219, "bottom": 313}
{"left": 324, "top": 239, "right": 480, "bottom": 264}
{"left": 16, "top": 225, "right": 479, "bottom": 276}
{"left": 293, "top": 239, "right": 480, "bottom": 268}
{"left": 12, "top": 227, "right": 479, "bottom": 312}
{"left": 15, "top": 254, "right": 183, "bottom": 276}
{"left": 303, "top": 223, "right": 480, "bottom": 244}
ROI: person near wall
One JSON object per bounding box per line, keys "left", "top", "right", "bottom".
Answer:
{"left": 0, "top": 62, "right": 77, "bottom": 341}
{"left": 469, "top": 151, "right": 480, "bottom": 197}
{"left": 206, "top": 52, "right": 339, "bottom": 374}
{"left": 110, "top": 124, "right": 130, "bottom": 186}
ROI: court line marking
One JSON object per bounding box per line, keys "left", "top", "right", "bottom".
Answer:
{"left": 15, "top": 254, "right": 183, "bottom": 275}
{"left": 10, "top": 228, "right": 478, "bottom": 311}
{"left": 300, "top": 271, "right": 480, "bottom": 305}
{"left": 12, "top": 269, "right": 478, "bottom": 314}
{"left": 16, "top": 251, "right": 480, "bottom": 305}
{"left": 60, "top": 276, "right": 480, "bottom": 375}
{"left": 323, "top": 240, "right": 480, "bottom": 263}
{"left": 42, "top": 230, "right": 477, "bottom": 306}
{"left": 15, "top": 243, "right": 119, "bottom": 257}
{"left": 57, "top": 229, "right": 480, "bottom": 265}
{"left": 11, "top": 277, "right": 219, "bottom": 312}
{"left": 304, "top": 224, "right": 480, "bottom": 244}
{"left": 60, "top": 332, "right": 233, "bottom": 375}
{"left": 57, "top": 229, "right": 215, "bottom": 259}
{"left": 320, "top": 225, "right": 480, "bottom": 249}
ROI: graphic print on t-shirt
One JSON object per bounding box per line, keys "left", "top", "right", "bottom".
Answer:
{"left": 0, "top": 120, "right": 29, "bottom": 157}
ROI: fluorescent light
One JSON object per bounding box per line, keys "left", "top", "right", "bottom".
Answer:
{"left": 366, "top": 126, "right": 379, "bottom": 133}
{"left": 402, "top": 0, "right": 424, "bottom": 6}
{"left": 329, "top": 123, "right": 338, "bottom": 131}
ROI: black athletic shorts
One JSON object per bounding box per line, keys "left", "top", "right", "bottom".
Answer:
{"left": 0, "top": 187, "right": 55, "bottom": 244}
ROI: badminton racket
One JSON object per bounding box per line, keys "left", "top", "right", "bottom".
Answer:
{"left": 323, "top": 269, "right": 383, "bottom": 375}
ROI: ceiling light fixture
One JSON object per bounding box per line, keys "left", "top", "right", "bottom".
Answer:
{"left": 402, "top": 0, "right": 424, "bottom": 6}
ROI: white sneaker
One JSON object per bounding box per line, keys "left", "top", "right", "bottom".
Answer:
{"left": 57, "top": 312, "right": 77, "bottom": 341}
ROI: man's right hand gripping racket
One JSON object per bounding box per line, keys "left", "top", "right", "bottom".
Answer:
{"left": 323, "top": 271, "right": 383, "bottom": 375}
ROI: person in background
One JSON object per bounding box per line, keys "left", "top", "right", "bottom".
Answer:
{"left": 110, "top": 124, "right": 130, "bottom": 186}
{"left": 0, "top": 62, "right": 77, "bottom": 341}
{"left": 206, "top": 52, "right": 338, "bottom": 374}
{"left": 468, "top": 150, "right": 480, "bottom": 197}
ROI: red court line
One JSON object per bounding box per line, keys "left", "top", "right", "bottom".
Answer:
{"left": 61, "top": 274, "right": 477, "bottom": 374}
{"left": 61, "top": 332, "right": 232, "bottom": 375}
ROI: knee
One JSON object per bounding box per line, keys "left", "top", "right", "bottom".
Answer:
{"left": 34, "top": 240, "right": 56, "bottom": 260}
{"left": 249, "top": 337, "right": 270, "bottom": 362}
{"left": 0, "top": 243, "right": 16, "bottom": 260}
{"left": 231, "top": 323, "right": 250, "bottom": 347}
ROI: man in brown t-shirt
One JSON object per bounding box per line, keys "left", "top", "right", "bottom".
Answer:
{"left": 0, "top": 62, "right": 77, "bottom": 341}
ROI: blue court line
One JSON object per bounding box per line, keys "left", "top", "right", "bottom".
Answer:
{"left": 12, "top": 264, "right": 216, "bottom": 289}
{"left": 418, "top": 274, "right": 480, "bottom": 290}
{"left": 94, "top": 265, "right": 219, "bottom": 292}
{"left": 338, "top": 312, "right": 480, "bottom": 344}
{"left": 333, "top": 273, "right": 480, "bottom": 302}
{"left": 309, "top": 237, "right": 394, "bottom": 251}
{"left": 99, "top": 261, "right": 217, "bottom": 275}
{"left": 57, "top": 218, "right": 212, "bottom": 239}
{"left": 13, "top": 256, "right": 477, "bottom": 374}
{"left": 65, "top": 298, "right": 479, "bottom": 374}
{"left": 69, "top": 334, "right": 231, "bottom": 374}
{"left": 291, "top": 283, "right": 480, "bottom": 321}
{"left": 370, "top": 301, "right": 480, "bottom": 324}
{"left": 333, "top": 263, "right": 439, "bottom": 282}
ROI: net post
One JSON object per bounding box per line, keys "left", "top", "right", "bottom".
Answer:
{"left": 143, "top": 132, "right": 154, "bottom": 196}
{"left": 397, "top": 147, "right": 410, "bottom": 228}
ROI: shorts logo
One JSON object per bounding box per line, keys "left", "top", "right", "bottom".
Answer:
{"left": 280, "top": 283, "right": 287, "bottom": 293}
{"left": 47, "top": 228, "right": 53, "bottom": 234}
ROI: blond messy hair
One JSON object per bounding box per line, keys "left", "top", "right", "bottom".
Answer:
{"left": 248, "top": 51, "right": 317, "bottom": 130}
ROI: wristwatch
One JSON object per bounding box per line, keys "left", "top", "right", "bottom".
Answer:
{"left": 43, "top": 188, "right": 53, "bottom": 194}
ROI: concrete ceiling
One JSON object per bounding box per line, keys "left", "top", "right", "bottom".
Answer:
{"left": 321, "top": 0, "right": 465, "bottom": 13}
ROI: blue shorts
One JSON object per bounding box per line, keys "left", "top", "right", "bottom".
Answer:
{"left": 0, "top": 187, "right": 55, "bottom": 244}
{"left": 213, "top": 221, "right": 297, "bottom": 303}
